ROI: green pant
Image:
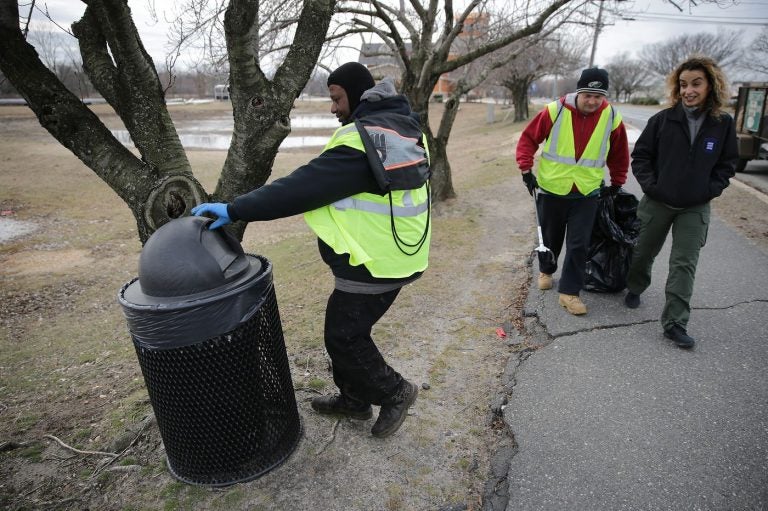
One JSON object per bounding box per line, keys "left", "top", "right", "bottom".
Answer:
{"left": 626, "top": 195, "right": 711, "bottom": 331}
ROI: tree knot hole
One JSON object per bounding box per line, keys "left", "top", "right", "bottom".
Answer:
{"left": 166, "top": 190, "right": 186, "bottom": 219}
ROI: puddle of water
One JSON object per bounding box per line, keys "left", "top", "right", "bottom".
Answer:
{"left": 291, "top": 116, "right": 339, "bottom": 129}
{"left": 111, "top": 114, "right": 337, "bottom": 150}
{"left": 112, "top": 131, "right": 330, "bottom": 150}
{"left": 0, "top": 218, "right": 38, "bottom": 243}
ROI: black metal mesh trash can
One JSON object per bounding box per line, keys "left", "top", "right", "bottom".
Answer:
{"left": 118, "top": 216, "right": 302, "bottom": 486}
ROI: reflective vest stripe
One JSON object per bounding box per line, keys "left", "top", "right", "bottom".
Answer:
{"left": 332, "top": 190, "right": 428, "bottom": 216}
{"left": 541, "top": 106, "right": 614, "bottom": 168}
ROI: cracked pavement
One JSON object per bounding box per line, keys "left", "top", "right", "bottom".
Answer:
{"left": 495, "top": 177, "right": 768, "bottom": 510}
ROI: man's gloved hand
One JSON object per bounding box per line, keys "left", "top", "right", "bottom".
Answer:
{"left": 191, "top": 202, "right": 231, "bottom": 229}
{"left": 609, "top": 184, "right": 622, "bottom": 195}
{"left": 522, "top": 171, "right": 538, "bottom": 196}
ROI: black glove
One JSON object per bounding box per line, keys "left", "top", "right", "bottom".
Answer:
{"left": 609, "top": 185, "right": 621, "bottom": 195}
{"left": 522, "top": 172, "right": 538, "bottom": 196}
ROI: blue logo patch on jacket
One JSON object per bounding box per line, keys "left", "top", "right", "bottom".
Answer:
{"left": 703, "top": 137, "right": 718, "bottom": 153}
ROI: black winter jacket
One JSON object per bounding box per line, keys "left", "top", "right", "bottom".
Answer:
{"left": 227, "top": 86, "right": 425, "bottom": 284}
{"left": 631, "top": 102, "right": 737, "bottom": 208}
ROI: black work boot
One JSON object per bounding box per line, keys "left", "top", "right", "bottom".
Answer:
{"left": 624, "top": 291, "right": 641, "bottom": 309}
{"left": 664, "top": 325, "right": 696, "bottom": 349}
{"left": 311, "top": 394, "right": 373, "bottom": 420}
{"left": 371, "top": 379, "right": 418, "bottom": 438}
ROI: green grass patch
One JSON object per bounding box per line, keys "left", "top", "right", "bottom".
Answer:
{"left": 16, "top": 443, "right": 44, "bottom": 462}
{"left": 221, "top": 487, "right": 248, "bottom": 508}
{"left": 105, "top": 387, "right": 151, "bottom": 435}
{"left": 305, "top": 377, "right": 327, "bottom": 390}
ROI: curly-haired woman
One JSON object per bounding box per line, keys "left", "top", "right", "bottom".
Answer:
{"left": 623, "top": 55, "right": 738, "bottom": 349}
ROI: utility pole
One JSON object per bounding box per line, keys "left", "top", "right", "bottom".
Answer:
{"left": 551, "top": 37, "right": 560, "bottom": 99}
{"left": 588, "top": 0, "right": 605, "bottom": 67}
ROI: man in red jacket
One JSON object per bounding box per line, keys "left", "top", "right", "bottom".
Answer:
{"left": 516, "top": 67, "right": 629, "bottom": 315}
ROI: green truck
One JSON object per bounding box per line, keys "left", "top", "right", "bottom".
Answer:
{"left": 734, "top": 82, "right": 768, "bottom": 172}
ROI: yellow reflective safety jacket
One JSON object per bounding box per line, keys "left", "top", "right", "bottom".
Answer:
{"left": 538, "top": 100, "right": 622, "bottom": 196}
{"left": 304, "top": 118, "right": 431, "bottom": 279}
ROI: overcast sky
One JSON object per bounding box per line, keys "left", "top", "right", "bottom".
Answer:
{"left": 593, "top": 0, "right": 767, "bottom": 69}
{"left": 33, "top": 0, "right": 768, "bottom": 78}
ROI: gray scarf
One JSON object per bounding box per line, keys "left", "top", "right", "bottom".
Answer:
{"left": 683, "top": 105, "right": 705, "bottom": 143}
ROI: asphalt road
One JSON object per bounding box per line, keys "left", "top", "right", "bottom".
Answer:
{"left": 496, "top": 115, "right": 768, "bottom": 511}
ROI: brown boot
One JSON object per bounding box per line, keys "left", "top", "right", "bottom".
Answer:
{"left": 538, "top": 272, "right": 553, "bottom": 290}
{"left": 558, "top": 294, "right": 587, "bottom": 315}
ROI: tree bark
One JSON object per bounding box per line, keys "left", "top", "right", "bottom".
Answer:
{"left": 0, "top": 0, "right": 335, "bottom": 243}
{"left": 216, "top": 0, "right": 335, "bottom": 239}
{"left": 428, "top": 94, "right": 461, "bottom": 201}
{"left": 507, "top": 77, "right": 533, "bottom": 122}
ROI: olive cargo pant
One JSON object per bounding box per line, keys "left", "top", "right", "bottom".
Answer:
{"left": 626, "top": 195, "right": 711, "bottom": 331}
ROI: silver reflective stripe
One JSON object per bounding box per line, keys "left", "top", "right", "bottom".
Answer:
{"left": 542, "top": 106, "right": 614, "bottom": 168}
{"left": 332, "top": 194, "right": 428, "bottom": 217}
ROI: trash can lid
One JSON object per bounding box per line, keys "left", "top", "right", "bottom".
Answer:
{"left": 135, "top": 216, "right": 262, "bottom": 299}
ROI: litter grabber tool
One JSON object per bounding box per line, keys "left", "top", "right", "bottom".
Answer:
{"left": 532, "top": 188, "right": 556, "bottom": 267}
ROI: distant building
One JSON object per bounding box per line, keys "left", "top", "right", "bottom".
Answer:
{"left": 213, "top": 84, "right": 229, "bottom": 101}
{"left": 358, "top": 12, "right": 492, "bottom": 100}
{"left": 359, "top": 42, "right": 408, "bottom": 84}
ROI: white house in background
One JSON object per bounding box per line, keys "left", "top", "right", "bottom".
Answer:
{"left": 213, "top": 84, "right": 229, "bottom": 100}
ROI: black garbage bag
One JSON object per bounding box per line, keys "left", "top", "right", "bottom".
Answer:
{"left": 584, "top": 187, "right": 640, "bottom": 293}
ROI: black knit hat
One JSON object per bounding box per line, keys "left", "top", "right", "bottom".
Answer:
{"left": 576, "top": 67, "right": 609, "bottom": 96}
{"left": 327, "top": 62, "right": 376, "bottom": 114}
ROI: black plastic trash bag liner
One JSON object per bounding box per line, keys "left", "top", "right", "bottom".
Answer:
{"left": 584, "top": 187, "right": 640, "bottom": 293}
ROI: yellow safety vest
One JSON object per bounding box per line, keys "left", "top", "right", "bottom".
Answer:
{"left": 538, "top": 101, "right": 621, "bottom": 196}
{"left": 304, "top": 123, "right": 431, "bottom": 278}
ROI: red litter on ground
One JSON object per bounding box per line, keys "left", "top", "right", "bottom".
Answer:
{"left": 495, "top": 327, "right": 506, "bottom": 338}
{"left": 1, "top": 210, "right": 14, "bottom": 216}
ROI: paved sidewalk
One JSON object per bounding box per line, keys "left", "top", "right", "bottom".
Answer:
{"left": 499, "top": 179, "right": 768, "bottom": 510}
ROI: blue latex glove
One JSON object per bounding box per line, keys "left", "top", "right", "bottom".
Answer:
{"left": 191, "top": 202, "right": 231, "bottom": 229}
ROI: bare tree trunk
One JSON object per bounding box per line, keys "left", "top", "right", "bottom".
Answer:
{"left": 424, "top": 94, "right": 460, "bottom": 201}
{"left": 0, "top": 0, "right": 335, "bottom": 244}
{"left": 214, "top": 0, "right": 335, "bottom": 239}
{"left": 510, "top": 78, "right": 531, "bottom": 122}
{"left": 0, "top": 1, "right": 206, "bottom": 243}
{"left": 408, "top": 80, "right": 459, "bottom": 202}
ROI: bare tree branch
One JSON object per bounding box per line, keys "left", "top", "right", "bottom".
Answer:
{"left": 640, "top": 29, "right": 743, "bottom": 77}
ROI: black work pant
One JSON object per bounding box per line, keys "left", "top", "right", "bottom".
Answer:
{"left": 537, "top": 192, "right": 599, "bottom": 296}
{"left": 324, "top": 288, "right": 403, "bottom": 406}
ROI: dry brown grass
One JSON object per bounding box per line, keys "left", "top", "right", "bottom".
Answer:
{"left": 1, "top": 99, "right": 532, "bottom": 511}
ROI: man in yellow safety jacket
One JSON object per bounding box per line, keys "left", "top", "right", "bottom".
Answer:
{"left": 516, "top": 67, "right": 629, "bottom": 315}
{"left": 192, "top": 62, "right": 430, "bottom": 438}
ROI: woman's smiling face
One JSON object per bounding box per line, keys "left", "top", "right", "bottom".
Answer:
{"left": 679, "top": 69, "right": 711, "bottom": 108}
